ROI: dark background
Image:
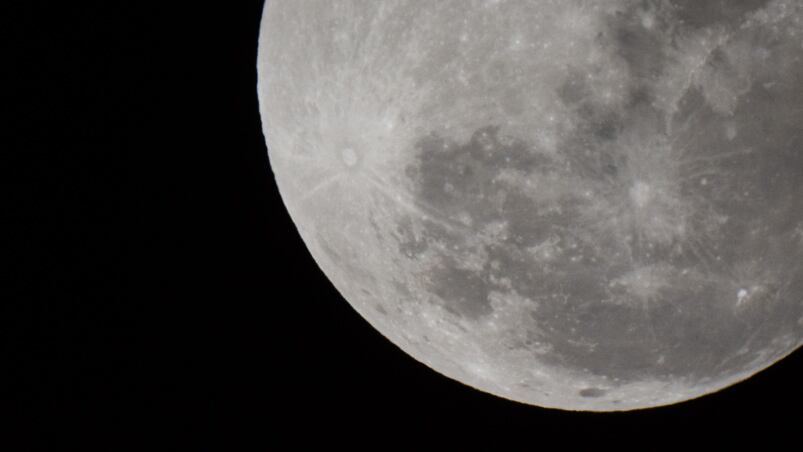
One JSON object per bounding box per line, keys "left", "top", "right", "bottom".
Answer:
{"left": 3, "top": 1, "right": 800, "bottom": 448}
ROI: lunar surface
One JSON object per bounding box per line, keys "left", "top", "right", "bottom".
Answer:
{"left": 257, "top": 0, "right": 803, "bottom": 411}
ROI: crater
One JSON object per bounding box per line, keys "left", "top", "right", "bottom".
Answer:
{"left": 341, "top": 147, "right": 359, "bottom": 167}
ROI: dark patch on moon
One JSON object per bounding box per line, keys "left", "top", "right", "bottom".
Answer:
{"left": 395, "top": 216, "right": 430, "bottom": 258}
{"left": 606, "top": 8, "right": 668, "bottom": 81}
{"left": 401, "top": 127, "right": 561, "bottom": 318}
{"left": 428, "top": 258, "right": 493, "bottom": 319}
{"left": 575, "top": 103, "right": 625, "bottom": 143}
{"left": 579, "top": 388, "right": 607, "bottom": 398}
{"left": 405, "top": 126, "right": 549, "bottom": 224}
{"left": 557, "top": 70, "right": 592, "bottom": 106}
{"left": 669, "top": 0, "right": 773, "bottom": 29}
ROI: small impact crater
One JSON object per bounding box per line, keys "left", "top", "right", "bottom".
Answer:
{"left": 341, "top": 147, "right": 359, "bottom": 167}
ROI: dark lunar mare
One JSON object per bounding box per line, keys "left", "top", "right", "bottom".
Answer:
{"left": 669, "top": 0, "right": 774, "bottom": 29}
{"left": 399, "top": 3, "right": 803, "bottom": 387}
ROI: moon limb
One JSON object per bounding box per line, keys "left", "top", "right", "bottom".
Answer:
{"left": 258, "top": 0, "right": 803, "bottom": 411}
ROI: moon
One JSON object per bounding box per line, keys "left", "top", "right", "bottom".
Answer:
{"left": 257, "top": 0, "right": 803, "bottom": 411}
